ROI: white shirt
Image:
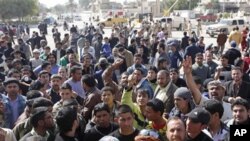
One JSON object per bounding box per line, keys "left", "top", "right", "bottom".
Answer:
{"left": 198, "top": 96, "right": 232, "bottom": 122}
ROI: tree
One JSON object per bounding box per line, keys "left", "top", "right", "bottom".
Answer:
{"left": 51, "top": 4, "right": 65, "bottom": 15}
{"left": 0, "top": 0, "right": 38, "bottom": 21}
{"left": 162, "top": 0, "right": 199, "bottom": 11}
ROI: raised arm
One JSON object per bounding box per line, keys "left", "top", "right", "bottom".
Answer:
{"left": 102, "top": 59, "right": 124, "bottom": 84}
{"left": 183, "top": 56, "right": 202, "bottom": 105}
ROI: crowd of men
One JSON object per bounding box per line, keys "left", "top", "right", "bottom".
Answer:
{"left": 0, "top": 17, "right": 249, "bottom": 141}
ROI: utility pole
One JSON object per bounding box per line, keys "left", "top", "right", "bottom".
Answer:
{"left": 189, "top": 0, "right": 192, "bottom": 10}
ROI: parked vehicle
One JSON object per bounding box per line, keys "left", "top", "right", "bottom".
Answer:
{"left": 206, "top": 18, "right": 247, "bottom": 37}
{"left": 199, "top": 13, "right": 217, "bottom": 22}
{"left": 100, "top": 17, "right": 128, "bottom": 27}
{"left": 160, "top": 16, "right": 185, "bottom": 31}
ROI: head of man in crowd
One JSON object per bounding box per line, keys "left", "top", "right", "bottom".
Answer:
{"left": 195, "top": 53, "right": 203, "bottom": 66}
{"left": 157, "top": 70, "right": 170, "bottom": 88}
{"left": 207, "top": 80, "right": 225, "bottom": 102}
{"left": 231, "top": 98, "right": 250, "bottom": 125}
{"left": 166, "top": 117, "right": 186, "bottom": 141}
{"left": 186, "top": 107, "right": 211, "bottom": 139}
{"left": 70, "top": 66, "right": 82, "bottom": 82}
{"left": 93, "top": 103, "right": 111, "bottom": 128}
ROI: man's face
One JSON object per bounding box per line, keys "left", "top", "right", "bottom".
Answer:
{"left": 157, "top": 72, "right": 169, "bottom": 88}
{"left": 39, "top": 73, "right": 50, "bottom": 84}
{"left": 186, "top": 118, "right": 203, "bottom": 138}
{"left": 205, "top": 52, "right": 213, "bottom": 62}
{"left": 95, "top": 110, "right": 110, "bottom": 127}
{"left": 68, "top": 54, "right": 76, "bottom": 63}
{"left": 147, "top": 70, "right": 156, "bottom": 81}
{"left": 58, "top": 68, "right": 67, "bottom": 78}
{"left": 133, "top": 70, "right": 143, "bottom": 83}
{"left": 5, "top": 83, "right": 19, "bottom": 97}
{"left": 170, "top": 72, "right": 178, "bottom": 81}
{"left": 83, "top": 56, "right": 91, "bottom": 66}
{"left": 174, "top": 97, "right": 189, "bottom": 111}
{"left": 101, "top": 91, "right": 114, "bottom": 105}
{"left": 59, "top": 89, "right": 72, "bottom": 101}
{"left": 117, "top": 112, "right": 134, "bottom": 131}
{"left": 48, "top": 55, "right": 56, "bottom": 65}
{"left": 56, "top": 44, "right": 62, "bottom": 49}
{"left": 134, "top": 57, "right": 142, "bottom": 65}
{"left": 195, "top": 55, "right": 203, "bottom": 65}
{"left": 232, "top": 105, "right": 249, "bottom": 124}
{"left": 232, "top": 69, "right": 242, "bottom": 82}
{"left": 43, "top": 112, "right": 55, "bottom": 129}
{"left": 220, "top": 58, "right": 228, "bottom": 66}
{"left": 136, "top": 92, "right": 149, "bottom": 107}
{"left": 72, "top": 69, "right": 82, "bottom": 81}
{"left": 51, "top": 78, "right": 62, "bottom": 91}
{"left": 120, "top": 74, "right": 128, "bottom": 86}
{"left": 167, "top": 120, "right": 186, "bottom": 141}
{"left": 145, "top": 106, "right": 158, "bottom": 121}
{"left": 208, "top": 85, "right": 224, "bottom": 101}
{"left": 11, "top": 73, "right": 21, "bottom": 80}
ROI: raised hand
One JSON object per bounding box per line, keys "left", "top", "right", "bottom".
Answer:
{"left": 182, "top": 56, "right": 192, "bottom": 74}
{"left": 112, "top": 58, "right": 124, "bottom": 69}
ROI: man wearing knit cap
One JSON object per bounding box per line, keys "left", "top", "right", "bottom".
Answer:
{"left": 186, "top": 107, "right": 213, "bottom": 141}
{"left": 169, "top": 87, "right": 195, "bottom": 121}
{"left": 224, "top": 40, "right": 241, "bottom": 65}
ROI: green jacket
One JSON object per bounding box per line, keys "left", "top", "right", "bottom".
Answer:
{"left": 121, "top": 89, "right": 148, "bottom": 129}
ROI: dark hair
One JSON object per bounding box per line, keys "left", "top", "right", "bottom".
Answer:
{"left": 158, "top": 43, "right": 165, "bottom": 50}
{"left": 234, "top": 58, "right": 244, "bottom": 67}
{"left": 134, "top": 53, "right": 142, "bottom": 58}
{"left": 82, "top": 74, "right": 96, "bottom": 87}
{"left": 134, "top": 67, "right": 144, "bottom": 76}
{"left": 30, "top": 107, "right": 48, "bottom": 128}
{"left": 60, "top": 83, "right": 72, "bottom": 91}
{"left": 26, "top": 90, "right": 42, "bottom": 100}
{"left": 203, "top": 99, "right": 224, "bottom": 119}
{"left": 169, "top": 68, "right": 179, "bottom": 74}
{"left": 137, "top": 89, "right": 150, "bottom": 98}
{"left": 195, "top": 52, "right": 203, "bottom": 57}
{"left": 32, "top": 97, "right": 53, "bottom": 109}
{"left": 56, "top": 107, "right": 77, "bottom": 134}
{"left": 146, "top": 98, "right": 164, "bottom": 116}
{"left": 231, "top": 98, "right": 250, "bottom": 110}
{"left": 148, "top": 66, "right": 158, "bottom": 74}
{"left": 101, "top": 86, "right": 114, "bottom": 95}
{"left": 7, "top": 69, "right": 20, "bottom": 78}
{"left": 29, "top": 81, "right": 45, "bottom": 91}
{"left": 116, "top": 104, "right": 133, "bottom": 117}
{"left": 93, "top": 103, "right": 110, "bottom": 115}
{"left": 70, "top": 66, "right": 82, "bottom": 74}
{"left": 41, "top": 61, "right": 51, "bottom": 70}
{"left": 46, "top": 53, "right": 56, "bottom": 62}
{"left": 220, "top": 54, "right": 229, "bottom": 60}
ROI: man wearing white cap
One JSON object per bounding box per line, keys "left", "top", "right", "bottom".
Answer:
{"left": 30, "top": 49, "right": 43, "bottom": 69}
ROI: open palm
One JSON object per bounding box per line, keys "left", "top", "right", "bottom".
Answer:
{"left": 182, "top": 56, "right": 192, "bottom": 74}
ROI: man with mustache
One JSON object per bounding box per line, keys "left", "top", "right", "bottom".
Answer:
{"left": 47, "top": 74, "right": 63, "bottom": 104}
{"left": 183, "top": 56, "right": 232, "bottom": 122}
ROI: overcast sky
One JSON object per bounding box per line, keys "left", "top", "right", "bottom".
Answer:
{"left": 39, "top": 0, "right": 70, "bottom": 8}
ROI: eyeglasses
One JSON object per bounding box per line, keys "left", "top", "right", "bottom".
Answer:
{"left": 139, "top": 129, "right": 159, "bottom": 139}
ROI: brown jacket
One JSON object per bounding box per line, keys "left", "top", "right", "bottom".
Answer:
{"left": 217, "top": 33, "right": 227, "bottom": 46}
{"left": 82, "top": 87, "right": 102, "bottom": 121}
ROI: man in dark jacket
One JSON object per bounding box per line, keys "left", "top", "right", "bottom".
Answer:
{"left": 224, "top": 41, "right": 241, "bottom": 65}
{"left": 184, "top": 37, "right": 203, "bottom": 64}
{"left": 224, "top": 67, "right": 250, "bottom": 104}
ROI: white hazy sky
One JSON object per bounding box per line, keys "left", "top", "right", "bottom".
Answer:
{"left": 39, "top": 0, "right": 70, "bottom": 8}
{"left": 39, "top": 0, "right": 135, "bottom": 8}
